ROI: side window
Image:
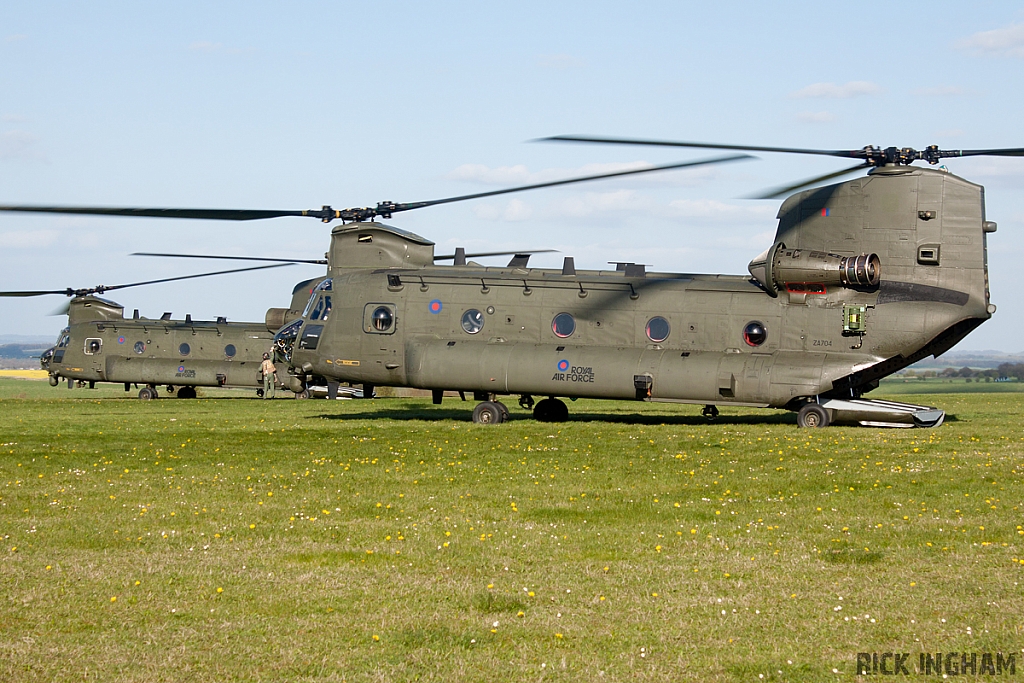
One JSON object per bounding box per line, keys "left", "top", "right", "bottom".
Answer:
{"left": 363, "top": 303, "right": 397, "bottom": 335}
{"left": 552, "top": 313, "right": 576, "bottom": 338}
{"left": 299, "top": 324, "right": 324, "bottom": 350}
{"left": 84, "top": 338, "right": 103, "bottom": 355}
{"left": 646, "top": 316, "right": 670, "bottom": 343}
{"left": 321, "top": 296, "right": 332, "bottom": 321}
{"left": 179, "top": 342, "right": 191, "bottom": 356}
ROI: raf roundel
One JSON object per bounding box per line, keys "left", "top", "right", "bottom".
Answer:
{"left": 557, "top": 359, "right": 570, "bottom": 372}
{"left": 428, "top": 299, "right": 443, "bottom": 314}
{"left": 178, "top": 365, "right": 185, "bottom": 373}
{"left": 117, "top": 336, "right": 125, "bottom": 344}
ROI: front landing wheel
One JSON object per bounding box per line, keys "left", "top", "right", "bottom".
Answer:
{"left": 472, "top": 401, "right": 505, "bottom": 425}
{"left": 797, "top": 403, "right": 830, "bottom": 428}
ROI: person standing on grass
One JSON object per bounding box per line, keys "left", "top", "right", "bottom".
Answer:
{"left": 260, "top": 352, "right": 277, "bottom": 399}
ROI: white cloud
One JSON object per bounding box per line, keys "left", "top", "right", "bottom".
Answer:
{"left": 471, "top": 198, "right": 533, "bottom": 222}
{"left": 5, "top": 34, "right": 27, "bottom": 43}
{"left": 912, "top": 85, "right": 968, "bottom": 97}
{"left": 0, "top": 130, "right": 44, "bottom": 161}
{"left": 536, "top": 53, "right": 585, "bottom": 69}
{"left": 448, "top": 161, "right": 651, "bottom": 186}
{"left": 796, "top": 111, "right": 836, "bottom": 123}
{"left": 666, "top": 199, "right": 776, "bottom": 222}
{"left": 790, "top": 81, "right": 882, "bottom": 99}
{"left": 0, "top": 229, "right": 58, "bottom": 249}
{"left": 953, "top": 157, "right": 1024, "bottom": 179}
{"left": 189, "top": 41, "right": 224, "bottom": 52}
{"left": 550, "top": 190, "right": 646, "bottom": 218}
{"left": 956, "top": 23, "right": 1024, "bottom": 57}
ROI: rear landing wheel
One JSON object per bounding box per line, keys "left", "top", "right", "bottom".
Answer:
{"left": 472, "top": 401, "right": 505, "bottom": 425}
{"left": 176, "top": 386, "right": 197, "bottom": 399}
{"left": 496, "top": 401, "right": 510, "bottom": 423}
{"left": 534, "top": 398, "right": 568, "bottom": 423}
{"left": 138, "top": 386, "right": 157, "bottom": 400}
{"left": 701, "top": 405, "right": 719, "bottom": 421}
{"left": 797, "top": 403, "right": 830, "bottom": 428}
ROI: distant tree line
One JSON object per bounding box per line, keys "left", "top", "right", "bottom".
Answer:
{"left": 901, "top": 363, "right": 1024, "bottom": 382}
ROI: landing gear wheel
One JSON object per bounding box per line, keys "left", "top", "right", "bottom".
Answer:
{"left": 177, "top": 386, "right": 197, "bottom": 399}
{"left": 496, "top": 401, "right": 510, "bottom": 423}
{"left": 295, "top": 389, "right": 310, "bottom": 400}
{"left": 256, "top": 389, "right": 264, "bottom": 398}
{"left": 701, "top": 404, "right": 719, "bottom": 421}
{"left": 518, "top": 394, "right": 535, "bottom": 410}
{"left": 797, "top": 403, "right": 830, "bottom": 428}
{"left": 534, "top": 397, "right": 568, "bottom": 423}
{"left": 138, "top": 386, "right": 157, "bottom": 400}
{"left": 472, "top": 401, "right": 504, "bottom": 425}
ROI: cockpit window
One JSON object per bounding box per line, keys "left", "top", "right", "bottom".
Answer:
{"left": 321, "top": 295, "right": 332, "bottom": 321}
{"left": 303, "top": 279, "right": 333, "bottom": 318}
{"left": 310, "top": 297, "right": 325, "bottom": 320}
{"left": 57, "top": 329, "right": 70, "bottom": 348}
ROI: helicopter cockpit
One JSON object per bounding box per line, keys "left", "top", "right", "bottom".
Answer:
{"left": 51, "top": 328, "right": 70, "bottom": 365}
{"left": 272, "top": 319, "right": 303, "bottom": 363}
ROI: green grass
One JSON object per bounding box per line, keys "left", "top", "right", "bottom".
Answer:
{"left": 880, "top": 377, "right": 1024, "bottom": 395}
{"left": 2, "top": 378, "right": 1023, "bottom": 681}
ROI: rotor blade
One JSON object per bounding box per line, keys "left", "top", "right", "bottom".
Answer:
{"left": 750, "top": 162, "right": 873, "bottom": 200}
{"left": 382, "top": 155, "right": 754, "bottom": 215}
{"left": 434, "top": 249, "right": 558, "bottom": 261}
{"left": 48, "top": 301, "right": 71, "bottom": 317}
{"left": 0, "top": 263, "right": 292, "bottom": 299}
{"left": 133, "top": 251, "right": 327, "bottom": 265}
{"left": 0, "top": 206, "right": 306, "bottom": 220}
{"left": 0, "top": 289, "right": 74, "bottom": 297}
{"left": 945, "top": 147, "right": 1024, "bottom": 158}
{"left": 98, "top": 263, "right": 294, "bottom": 294}
{"left": 541, "top": 135, "right": 863, "bottom": 159}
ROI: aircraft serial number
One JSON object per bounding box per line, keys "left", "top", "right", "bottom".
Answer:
{"left": 812, "top": 339, "right": 832, "bottom": 347}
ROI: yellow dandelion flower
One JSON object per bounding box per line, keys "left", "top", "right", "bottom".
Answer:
{"left": 216, "top": 587, "right": 223, "bottom": 593}
{"left": 110, "top": 596, "right": 117, "bottom": 602}
{"left": 372, "top": 634, "right": 380, "bottom": 641}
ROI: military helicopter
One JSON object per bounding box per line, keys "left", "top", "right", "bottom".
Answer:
{"left": 2, "top": 264, "right": 324, "bottom": 399}
{"left": 1, "top": 139, "right": 1018, "bottom": 426}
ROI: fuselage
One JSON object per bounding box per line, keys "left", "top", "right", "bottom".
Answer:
{"left": 286, "top": 165, "right": 994, "bottom": 411}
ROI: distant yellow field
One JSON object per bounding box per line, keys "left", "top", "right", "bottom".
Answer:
{"left": 0, "top": 369, "right": 48, "bottom": 380}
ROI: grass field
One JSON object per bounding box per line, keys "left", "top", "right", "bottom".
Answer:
{"left": 2, "top": 378, "right": 1023, "bottom": 681}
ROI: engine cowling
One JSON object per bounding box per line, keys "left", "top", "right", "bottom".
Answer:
{"left": 748, "top": 243, "right": 880, "bottom": 296}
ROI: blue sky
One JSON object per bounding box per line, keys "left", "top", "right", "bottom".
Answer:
{"left": 2, "top": 1, "right": 1024, "bottom": 350}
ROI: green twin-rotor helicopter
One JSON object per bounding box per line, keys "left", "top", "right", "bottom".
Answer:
{"left": 3, "top": 137, "right": 1021, "bottom": 426}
